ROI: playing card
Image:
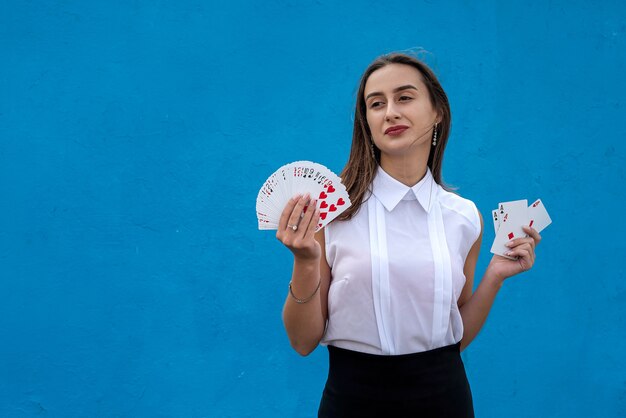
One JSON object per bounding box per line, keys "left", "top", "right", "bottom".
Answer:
{"left": 528, "top": 199, "right": 552, "bottom": 233}
{"left": 315, "top": 183, "right": 350, "bottom": 230}
{"left": 492, "top": 209, "right": 500, "bottom": 233}
{"left": 490, "top": 199, "right": 528, "bottom": 259}
{"left": 256, "top": 161, "right": 351, "bottom": 232}
{"left": 291, "top": 161, "right": 349, "bottom": 231}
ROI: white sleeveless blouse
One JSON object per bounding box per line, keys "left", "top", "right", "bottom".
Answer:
{"left": 321, "top": 166, "right": 481, "bottom": 355}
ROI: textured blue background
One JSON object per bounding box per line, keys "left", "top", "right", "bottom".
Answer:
{"left": 1, "top": 1, "right": 625, "bottom": 417}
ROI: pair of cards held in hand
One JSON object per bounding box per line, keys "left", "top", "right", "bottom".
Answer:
{"left": 256, "top": 161, "right": 352, "bottom": 232}
{"left": 491, "top": 199, "right": 552, "bottom": 259}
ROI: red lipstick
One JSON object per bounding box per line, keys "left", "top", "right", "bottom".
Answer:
{"left": 385, "top": 125, "right": 409, "bottom": 136}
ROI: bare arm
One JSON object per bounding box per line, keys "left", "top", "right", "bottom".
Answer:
{"left": 458, "top": 211, "right": 541, "bottom": 352}
{"left": 457, "top": 212, "right": 501, "bottom": 351}
{"left": 282, "top": 230, "right": 331, "bottom": 356}
{"left": 276, "top": 194, "right": 331, "bottom": 356}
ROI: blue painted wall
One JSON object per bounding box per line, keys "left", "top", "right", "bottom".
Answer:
{"left": 1, "top": 1, "right": 625, "bottom": 416}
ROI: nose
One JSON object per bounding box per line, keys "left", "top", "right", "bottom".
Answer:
{"left": 385, "top": 102, "right": 401, "bottom": 121}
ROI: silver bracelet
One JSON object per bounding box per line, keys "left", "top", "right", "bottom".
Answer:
{"left": 288, "top": 279, "right": 321, "bottom": 304}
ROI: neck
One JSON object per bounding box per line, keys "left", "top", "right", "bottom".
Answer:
{"left": 379, "top": 149, "right": 430, "bottom": 187}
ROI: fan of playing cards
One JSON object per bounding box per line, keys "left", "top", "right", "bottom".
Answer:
{"left": 491, "top": 199, "right": 552, "bottom": 259}
{"left": 256, "top": 161, "right": 352, "bottom": 232}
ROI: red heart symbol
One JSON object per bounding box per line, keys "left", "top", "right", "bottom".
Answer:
{"left": 329, "top": 204, "right": 337, "bottom": 212}
{"left": 319, "top": 191, "right": 328, "bottom": 199}
{"left": 337, "top": 198, "right": 345, "bottom": 206}
{"left": 327, "top": 185, "right": 335, "bottom": 193}
{"left": 320, "top": 212, "right": 327, "bottom": 220}
{"left": 320, "top": 201, "right": 328, "bottom": 209}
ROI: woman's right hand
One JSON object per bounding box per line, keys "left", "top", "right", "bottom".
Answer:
{"left": 276, "top": 194, "right": 321, "bottom": 262}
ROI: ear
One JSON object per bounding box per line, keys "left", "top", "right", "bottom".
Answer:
{"left": 435, "top": 110, "right": 443, "bottom": 125}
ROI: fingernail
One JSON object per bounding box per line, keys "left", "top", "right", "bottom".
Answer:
{"left": 505, "top": 241, "right": 513, "bottom": 247}
{"left": 505, "top": 251, "right": 513, "bottom": 256}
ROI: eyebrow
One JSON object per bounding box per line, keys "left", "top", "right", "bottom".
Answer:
{"left": 365, "top": 84, "right": 418, "bottom": 101}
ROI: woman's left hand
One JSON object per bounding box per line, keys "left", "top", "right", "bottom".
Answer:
{"left": 486, "top": 225, "right": 542, "bottom": 282}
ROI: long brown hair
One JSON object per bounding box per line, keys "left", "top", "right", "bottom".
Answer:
{"left": 337, "top": 53, "right": 452, "bottom": 221}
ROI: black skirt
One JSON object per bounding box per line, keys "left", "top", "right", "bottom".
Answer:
{"left": 318, "top": 342, "right": 474, "bottom": 418}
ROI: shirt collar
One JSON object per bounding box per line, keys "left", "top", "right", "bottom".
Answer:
{"left": 371, "top": 165, "right": 436, "bottom": 213}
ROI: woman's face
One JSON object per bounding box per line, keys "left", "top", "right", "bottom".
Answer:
{"left": 364, "top": 63, "right": 439, "bottom": 158}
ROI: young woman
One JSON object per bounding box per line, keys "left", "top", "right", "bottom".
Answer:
{"left": 276, "top": 53, "right": 541, "bottom": 417}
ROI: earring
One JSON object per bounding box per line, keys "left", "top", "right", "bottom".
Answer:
{"left": 432, "top": 123, "right": 438, "bottom": 146}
